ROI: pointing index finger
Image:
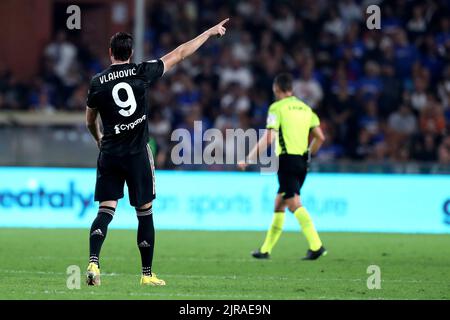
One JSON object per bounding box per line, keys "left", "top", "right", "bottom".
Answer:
{"left": 219, "top": 18, "right": 230, "bottom": 26}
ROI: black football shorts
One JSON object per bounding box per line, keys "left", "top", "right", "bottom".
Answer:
{"left": 277, "top": 154, "right": 308, "bottom": 199}
{"left": 94, "top": 145, "right": 156, "bottom": 207}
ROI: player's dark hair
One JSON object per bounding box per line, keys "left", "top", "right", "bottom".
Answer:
{"left": 274, "top": 73, "right": 293, "bottom": 92}
{"left": 110, "top": 32, "right": 133, "bottom": 61}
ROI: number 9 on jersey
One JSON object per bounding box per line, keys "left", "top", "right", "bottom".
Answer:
{"left": 112, "top": 82, "right": 137, "bottom": 117}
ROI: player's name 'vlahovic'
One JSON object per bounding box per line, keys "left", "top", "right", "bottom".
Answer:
{"left": 99, "top": 68, "right": 136, "bottom": 84}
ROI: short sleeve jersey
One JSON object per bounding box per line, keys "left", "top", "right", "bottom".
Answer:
{"left": 266, "top": 96, "right": 320, "bottom": 156}
{"left": 86, "top": 60, "right": 164, "bottom": 156}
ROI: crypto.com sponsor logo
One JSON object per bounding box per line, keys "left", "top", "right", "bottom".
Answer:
{"left": 0, "top": 181, "right": 93, "bottom": 217}
{"left": 170, "top": 121, "right": 278, "bottom": 173}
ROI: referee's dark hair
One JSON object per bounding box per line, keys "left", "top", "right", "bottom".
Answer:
{"left": 274, "top": 73, "right": 293, "bottom": 92}
{"left": 110, "top": 32, "right": 133, "bottom": 61}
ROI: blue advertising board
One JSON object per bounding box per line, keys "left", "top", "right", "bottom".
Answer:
{"left": 0, "top": 167, "right": 449, "bottom": 233}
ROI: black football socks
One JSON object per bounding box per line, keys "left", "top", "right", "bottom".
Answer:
{"left": 136, "top": 206, "right": 155, "bottom": 276}
{"left": 89, "top": 206, "right": 115, "bottom": 267}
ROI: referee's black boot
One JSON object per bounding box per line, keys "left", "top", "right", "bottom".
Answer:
{"left": 302, "top": 246, "right": 327, "bottom": 261}
{"left": 251, "top": 249, "right": 270, "bottom": 259}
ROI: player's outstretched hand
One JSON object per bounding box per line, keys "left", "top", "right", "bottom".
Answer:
{"left": 208, "top": 18, "right": 229, "bottom": 37}
{"left": 237, "top": 160, "right": 248, "bottom": 171}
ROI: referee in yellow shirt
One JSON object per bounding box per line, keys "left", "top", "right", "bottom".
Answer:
{"left": 238, "top": 73, "right": 327, "bottom": 260}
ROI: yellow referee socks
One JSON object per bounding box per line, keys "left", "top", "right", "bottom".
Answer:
{"left": 294, "top": 207, "right": 322, "bottom": 251}
{"left": 260, "top": 212, "right": 285, "bottom": 254}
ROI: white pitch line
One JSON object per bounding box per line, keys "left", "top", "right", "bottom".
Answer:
{"left": 32, "top": 255, "right": 274, "bottom": 263}
{"left": 0, "top": 269, "right": 448, "bottom": 285}
{"left": 22, "top": 290, "right": 268, "bottom": 299}
{"left": 17, "top": 290, "right": 404, "bottom": 300}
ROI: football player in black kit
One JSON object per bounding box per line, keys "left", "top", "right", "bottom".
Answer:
{"left": 85, "top": 18, "right": 229, "bottom": 286}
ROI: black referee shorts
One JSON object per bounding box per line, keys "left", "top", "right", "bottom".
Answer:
{"left": 94, "top": 145, "right": 156, "bottom": 207}
{"left": 277, "top": 154, "right": 308, "bottom": 200}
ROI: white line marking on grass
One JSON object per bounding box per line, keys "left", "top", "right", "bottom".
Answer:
{"left": 23, "top": 290, "right": 395, "bottom": 300}
{"left": 32, "top": 255, "right": 271, "bottom": 263}
{"left": 1, "top": 269, "right": 448, "bottom": 285}
{"left": 25, "top": 290, "right": 267, "bottom": 299}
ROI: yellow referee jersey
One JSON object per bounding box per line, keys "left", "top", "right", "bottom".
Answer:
{"left": 266, "top": 96, "right": 320, "bottom": 156}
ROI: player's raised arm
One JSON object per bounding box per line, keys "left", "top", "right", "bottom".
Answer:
{"left": 160, "top": 18, "right": 229, "bottom": 73}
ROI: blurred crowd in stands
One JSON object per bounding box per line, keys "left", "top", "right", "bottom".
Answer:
{"left": 1, "top": 0, "right": 449, "bottom": 168}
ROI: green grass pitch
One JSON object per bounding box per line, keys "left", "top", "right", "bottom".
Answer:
{"left": 0, "top": 228, "right": 449, "bottom": 300}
